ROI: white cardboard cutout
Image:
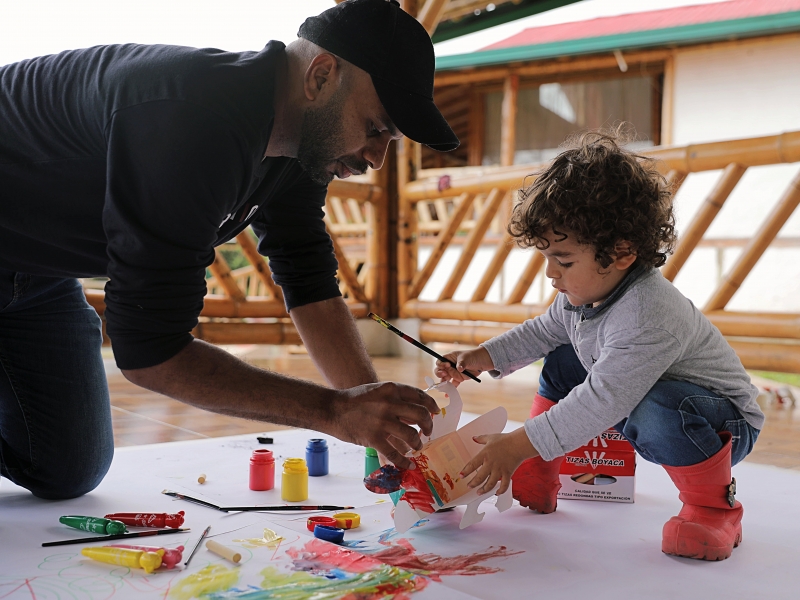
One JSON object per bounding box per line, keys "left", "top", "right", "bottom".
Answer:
{"left": 393, "top": 378, "right": 513, "bottom": 532}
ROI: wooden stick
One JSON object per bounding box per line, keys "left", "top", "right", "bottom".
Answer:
{"left": 206, "top": 540, "right": 241, "bottom": 564}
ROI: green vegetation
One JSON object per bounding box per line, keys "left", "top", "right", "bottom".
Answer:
{"left": 750, "top": 371, "right": 800, "bottom": 387}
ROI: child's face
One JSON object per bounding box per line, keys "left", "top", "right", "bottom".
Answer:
{"left": 538, "top": 230, "right": 636, "bottom": 307}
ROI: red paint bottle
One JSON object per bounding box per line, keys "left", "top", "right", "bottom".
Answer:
{"left": 249, "top": 449, "right": 275, "bottom": 491}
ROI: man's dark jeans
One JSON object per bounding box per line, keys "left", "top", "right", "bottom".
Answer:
{"left": 537, "top": 344, "right": 759, "bottom": 467}
{"left": 0, "top": 268, "right": 113, "bottom": 499}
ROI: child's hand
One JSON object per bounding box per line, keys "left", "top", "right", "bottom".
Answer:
{"left": 459, "top": 428, "right": 539, "bottom": 496}
{"left": 434, "top": 347, "right": 494, "bottom": 387}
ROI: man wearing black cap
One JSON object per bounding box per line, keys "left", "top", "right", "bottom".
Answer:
{"left": 0, "top": 0, "right": 458, "bottom": 499}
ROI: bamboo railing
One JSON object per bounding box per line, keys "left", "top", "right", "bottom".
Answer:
{"left": 399, "top": 130, "right": 800, "bottom": 373}
{"left": 84, "top": 178, "right": 385, "bottom": 345}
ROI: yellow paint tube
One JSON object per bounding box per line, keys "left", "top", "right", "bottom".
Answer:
{"left": 81, "top": 546, "right": 164, "bottom": 574}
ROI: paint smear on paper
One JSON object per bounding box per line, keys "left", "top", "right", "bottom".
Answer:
{"left": 170, "top": 564, "right": 240, "bottom": 600}
{"left": 370, "top": 538, "right": 523, "bottom": 582}
{"left": 234, "top": 528, "right": 284, "bottom": 549}
{"left": 400, "top": 455, "right": 437, "bottom": 513}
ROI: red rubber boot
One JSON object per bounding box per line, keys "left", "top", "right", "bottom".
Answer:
{"left": 661, "top": 432, "right": 743, "bottom": 561}
{"left": 511, "top": 394, "right": 565, "bottom": 513}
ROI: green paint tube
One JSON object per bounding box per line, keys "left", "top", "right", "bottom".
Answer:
{"left": 59, "top": 515, "right": 128, "bottom": 535}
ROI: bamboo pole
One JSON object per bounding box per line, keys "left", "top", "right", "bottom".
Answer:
{"left": 468, "top": 91, "right": 485, "bottom": 167}
{"left": 471, "top": 231, "right": 514, "bottom": 302}
{"left": 325, "top": 220, "right": 369, "bottom": 304}
{"left": 704, "top": 168, "right": 800, "bottom": 311}
{"left": 662, "top": 163, "right": 746, "bottom": 282}
{"left": 397, "top": 136, "right": 417, "bottom": 308}
{"left": 500, "top": 74, "right": 519, "bottom": 167}
{"left": 434, "top": 49, "right": 672, "bottom": 87}
{"left": 193, "top": 321, "right": 302, "bottom": 345}
{"left": 420, "top": 322, "right": 512, "bottom": 346}
{"left": 438, "top": 188, "right": 507, "bottom": 301}
{"left": 649, "top": 131, "right": 800, "bottom": 174}
{"left": 235, "top": 230, "right": 283, "bottom": 301}
{"left": 707, "top": 311, "right": 800, "bottom": 339}
{"left": 505, "top": 251, "right": 546, "bottom": 305}
{"left": 661, "top": 52, "right": 675, "bottom": 146}
{"left": 408, "top": 193, "right": 475, "bottom": 299}
{"left": 209, "top": 249, "right": 246, "bottom": 303}
{"left": 405, "top": 131, "right": 800, "bottom": 201}
{"left": 326, "top": 180, "right": 383, "bottom": 204}
{"left": 402, "top": 299, "right": 548, "bottom": 322}
{"left": 364, "top": 202, "right": 377, "bottom": 301}
{"left": 417, "top": 0, "right": 448, "bottom": 35}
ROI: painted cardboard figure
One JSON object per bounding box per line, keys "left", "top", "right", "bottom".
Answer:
{"left": 366, "top": 378, "right": 513, "bottom": 532}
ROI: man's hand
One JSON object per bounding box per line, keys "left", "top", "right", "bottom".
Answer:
{"left": 330, "top": 382, "right": 439, "bottom": 470}
{"left": 434, "top": 347, "right": 495, "bottom": 387}
{"left": 459, "top": 428, "right": 539, "bottom": 495}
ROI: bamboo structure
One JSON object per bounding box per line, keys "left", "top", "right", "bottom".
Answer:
{"left": 399, "top": 130, "right": 800, "bottom": 373}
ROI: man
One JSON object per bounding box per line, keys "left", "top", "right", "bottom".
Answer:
{"left": 0, "top": 0, "right": 458, "bottom": 499}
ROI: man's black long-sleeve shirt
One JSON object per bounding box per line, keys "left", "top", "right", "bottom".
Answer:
{"left": 0, "top": 43, "right": 341, "bottom": 369}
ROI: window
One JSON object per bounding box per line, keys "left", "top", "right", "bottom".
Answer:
{"left": 483, "top": 75, "right": 659, "bottom": 166}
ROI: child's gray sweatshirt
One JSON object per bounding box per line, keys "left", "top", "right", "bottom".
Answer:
{"left": 482, "top": 265, "right": 764, "bottom": 461}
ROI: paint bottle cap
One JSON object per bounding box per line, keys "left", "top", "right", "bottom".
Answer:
{"left": 251, "top": 449, "right": 275, "bottom": 464}
{"left": 306, "top": 516, "right": 338, "bottom": 532}
{"left": 313, "top": 524, "right": 345, "bottom": 544}
{"left": 333, "top": 512, "right": 361, "bottom": 529}
{"left": 306, "top": 439, "right": 328, "bottom": 452}
{"left": 365, "top": 447, "right": 378, "bottom": 457}
{"left": 283, "top": 458, "right": 308, "bottom": 474}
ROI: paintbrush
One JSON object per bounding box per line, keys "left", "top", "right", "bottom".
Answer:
{"left": 43, "top": 528, "right": 190, "bottom": 547}
{"left": 368, "top": 312, "right": 481, "bottom": 383}
{"left": 162, "top": 490, "right": 354, "bottom": 512}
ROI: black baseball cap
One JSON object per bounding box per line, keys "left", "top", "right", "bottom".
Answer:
{"left": 298, "top": 0, "right": 459, "bottom": 152}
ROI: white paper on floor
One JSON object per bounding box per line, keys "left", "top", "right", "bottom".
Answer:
{"left": 1, "top": 418, "right": 799, "bottom": 599}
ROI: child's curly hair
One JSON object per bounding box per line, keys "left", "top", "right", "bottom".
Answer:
{"left": 508, "top": 126, "right": 677, "bottom": 269}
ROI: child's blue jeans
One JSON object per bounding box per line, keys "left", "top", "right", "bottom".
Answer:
{"left": 0, "top": 269, "right": 114, "bottom": 499}
{"left": 537, "top": 344, "right": 760, "bottom": 467}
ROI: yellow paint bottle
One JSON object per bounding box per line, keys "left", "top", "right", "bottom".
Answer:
{"left": 281, "top": 457, "right": 308, "bottom": 502}
{"left": 81, "top": 546, "right": 164, "bottom": 574}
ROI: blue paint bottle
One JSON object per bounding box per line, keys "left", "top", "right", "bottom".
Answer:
{"left": 306, "top": 439, "right": 329, "bottom": 476}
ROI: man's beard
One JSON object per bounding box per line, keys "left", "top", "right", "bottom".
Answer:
{"left": 297, "top": 87, "right": 368, "bottom": 186}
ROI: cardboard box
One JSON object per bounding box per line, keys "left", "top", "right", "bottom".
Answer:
{"left": 558, "top": 429, "right": 636, "bottom": 503}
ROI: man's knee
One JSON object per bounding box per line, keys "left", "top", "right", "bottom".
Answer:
{"left": 23, "top": 442, "right": 114, "bottom": 500}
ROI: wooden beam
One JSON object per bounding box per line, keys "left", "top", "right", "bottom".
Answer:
{"left": 662, "top": 163, "right": 746, "bottom": 282}
{"left": 505, "top": 250, "right": 545, "bottom": 305}
{"left": 500, "top": 74, "right": 518, "bottom": 167}
{"left": 704, "top": 168, "right": 800, "bottom": 311}
{"left": 325, "top": 219, "right": 369, "bottom": 304}
{"left": 209, "top": 248, "right": 246, "bottom": 303}
{"left": 468, "top": 91, "right": 485, "bottom": 166}
{"left": 471, "top": 230, "right": 514, "bottom": 302}
{"left": 661, "top": 51, "right": 675, "bottom": 146}
{"left": 235, "top": 230, "right": 283, "bottom": 301}
{"left": 326, "top": 180, "right": 383, "bottom": 204}
{"left": 408, "top": 193, "right": 476, "bottom": 299}
{"left": 418, "top": 0, "right": 449, "bottom": 36}
{"left": 438, "top": 188, "right": 506, "bottom": 300}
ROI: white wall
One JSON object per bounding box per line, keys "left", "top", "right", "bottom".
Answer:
{"left": 669, "top": 35, "right": 800, "bottom": 312}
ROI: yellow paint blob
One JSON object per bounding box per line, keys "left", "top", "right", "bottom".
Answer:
{"left": 169, "top": 565, "right": 240, "bottom": 600}
{"left": 233, "top": 528, "right": 284, "bottom": 549}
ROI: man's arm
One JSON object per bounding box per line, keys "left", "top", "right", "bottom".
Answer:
{"left": 290, "top": 297, "right": 378, "bottom": 388}
{"left": 121, "top": 339, "right": 436, "bottom": 468}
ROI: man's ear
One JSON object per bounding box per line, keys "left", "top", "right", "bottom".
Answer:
{"left": 303, "top": 53, "right": 338, "bottom": 103}
{"left": 613, "top": 241, "right": 637, "bottom": 270}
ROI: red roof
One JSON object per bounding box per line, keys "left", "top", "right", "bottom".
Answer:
{"left": 482, "top": 0, "right": 800, "bottom": 50}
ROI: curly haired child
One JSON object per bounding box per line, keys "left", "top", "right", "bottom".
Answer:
{"left": 435, "top": 128, "right": 763, "bottom": 561}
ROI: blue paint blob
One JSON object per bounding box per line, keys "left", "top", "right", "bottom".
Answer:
{"left": 363, "top": 464, "right": 403, "bottom": 494}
